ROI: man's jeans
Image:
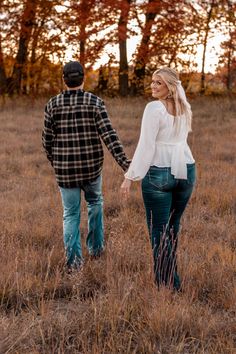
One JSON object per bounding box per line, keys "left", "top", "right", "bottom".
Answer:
{"left": 59, "top": 175, "right": 104, "bottom": 267}
{"left": 141, "top": 164, "right": 196, "bottom": 290}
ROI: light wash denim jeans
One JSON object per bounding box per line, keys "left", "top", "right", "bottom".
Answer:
{"left": 59, "top": 175, "right": 104, "bottom": 267}
{"left": 141, "top": 164, "right": 196, "bottom": 290}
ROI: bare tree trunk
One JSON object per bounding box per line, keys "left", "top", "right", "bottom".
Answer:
{"left": 131, "top": 0, "right": 157, "bottom": 95}
{"left": 79, "top": 18, "right": 86, "bottom": 67}
{"left": 98, "top": 66, "right": 108, "bottom": 92}
{"left": 226, "top": 44, "right": 232, "bottom": 90}
{"left": 80, "top": 39, "right": 85, "bottom": 67}
{"left": 118, "top": 0, "right": 131, "bottom": 96}
{"left": 29, "top": 21, "right": 42, "bottom": 95}
{"left": 0, "top": 36, "right": 7, "bottom": 95}
{"left": 9, "top": 0, "right": 37, "bottom": 95}
{"left": 226, "top": 0, "right": 234, "bottom": 91}
{"left": 200, "top": 26, "right": 210, "bottom": 94}
{"left": 78, "top": 0, "right": 88, "bottom": 67}
{"left": 200, "top": 1, "right": 215, "bottom": 94}
{"left": 35, "top": 53, "right": 46, "bottom": 94}
{"left": 29, "top": 37, "right": 37, "bottom": 94}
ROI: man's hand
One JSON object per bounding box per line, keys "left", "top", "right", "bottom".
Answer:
{"left": 120, "top": 178, "right": 132, "bottom": 198}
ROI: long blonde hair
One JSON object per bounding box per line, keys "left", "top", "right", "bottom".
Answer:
{"left": 153, "top": 67, "right": 192, "bottom": 133}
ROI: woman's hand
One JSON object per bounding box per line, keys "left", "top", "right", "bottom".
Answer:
{"left": 120, "top": 178, "right": 132, "bottom": 198}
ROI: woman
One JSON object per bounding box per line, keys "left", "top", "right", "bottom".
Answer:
{"left": 121, "top": 67, "right": 196, "bottom": 291}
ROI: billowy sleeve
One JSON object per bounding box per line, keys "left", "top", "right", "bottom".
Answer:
{"left": 124, "top": 102, "right": 161, "bottom": 181}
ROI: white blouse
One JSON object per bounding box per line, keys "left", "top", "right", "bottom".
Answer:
{"left": 125, "top": 100, "right": 195, "bottom": 181}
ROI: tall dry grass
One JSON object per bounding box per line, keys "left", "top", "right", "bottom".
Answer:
{"left": 0, "top": 95, "right": 235, "bottom": 354}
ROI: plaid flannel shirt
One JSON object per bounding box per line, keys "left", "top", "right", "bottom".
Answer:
{"left": 42, "top": 89, "right": 130, "bottom": 188}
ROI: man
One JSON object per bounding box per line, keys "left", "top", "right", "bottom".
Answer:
{"left": 42, "top": 61, "right": 130, "bottom": 271}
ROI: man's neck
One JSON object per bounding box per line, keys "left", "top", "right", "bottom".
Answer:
{"left": 66, "top": 84, "right": 83, "bottom": 91}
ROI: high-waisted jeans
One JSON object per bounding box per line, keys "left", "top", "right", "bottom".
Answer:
{"left": 141, "top": 164, "right": 196, "bottom": 290}
{"left": 59, "top": 175, "right": 104, "bottom": 267}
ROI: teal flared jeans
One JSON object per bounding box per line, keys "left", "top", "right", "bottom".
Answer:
{"left": 141, "top": 164, "right": 196, "bottom": 290}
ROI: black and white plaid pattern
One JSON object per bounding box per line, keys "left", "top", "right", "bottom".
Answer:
{"left": 42, "top": 89, "right": 130, "bottom": 188}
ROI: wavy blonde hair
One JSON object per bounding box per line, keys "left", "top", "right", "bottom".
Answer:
{"left": 153, "top": 67, "right": 192, "bottom": 133}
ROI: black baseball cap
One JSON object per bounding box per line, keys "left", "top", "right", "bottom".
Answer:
{"left": 63, "top": 61, "right": 84, "bottom": 88}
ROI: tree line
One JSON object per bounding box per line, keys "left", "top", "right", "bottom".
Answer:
{"left": 0, "top": 0, "right": 235, "bottom": 96}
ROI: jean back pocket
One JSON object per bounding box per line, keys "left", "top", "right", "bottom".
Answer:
{"left": 148, "top": 167, "right": 169, "bottom": 189}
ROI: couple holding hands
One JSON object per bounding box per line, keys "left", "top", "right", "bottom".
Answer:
{"left": 42, "top": 61, "right": 196, "bottom": 292}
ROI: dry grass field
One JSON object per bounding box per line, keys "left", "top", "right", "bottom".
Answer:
{"left": 0, "top": 95, "right": 235, "bottom": 354}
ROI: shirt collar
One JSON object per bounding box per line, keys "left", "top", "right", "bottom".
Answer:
{"left": 62, "top": 89, "right": 84, "bottom": 95}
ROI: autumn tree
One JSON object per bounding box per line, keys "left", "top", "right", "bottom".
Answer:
{"left": 62, "top": 0, "right": 138, "bottom": 96}
{"left": 117, "top": 0, "right": 132, "bottom": 96}
{"left": 61, "top": 0, "right": 117, "bottom": 70}
{"left": 190, "top": 0, "right": 222, "bottom": 94}
{"left": 1, "top": 0, "right": 114, "bottom": 95}
{"left": 221, "top": 32, "right": 236, "bottom": 91}
{"left": 0, "top": 0, "right": 22, "bottom": 94}
{"left": 92, "top": 0, "right": 136, "bottom": 95}
{"left": 8, "top": 0, "right": 38, "bottom": 94}
{"left": 130, "top": 0, "right": 158, "bottom": 95}
{"left": 0, "top": 0, "right": 66, "bottom": 95}
{"left": 0, "top": 19, "right": 7, "bottom": 94}
{"left": 130, "top": 0, "right": 197, "bottom": 94}
{"left": 219, "top": 0, "right": 236, "bottom": 91}
{"left": 28, "top": 0, "right": 67, "bottom": 94}
{"left": 1, "top": 0, "right": 232, "bottom": 96}
{"left": 147, "top": 2, "right": 198, "bottom": 72}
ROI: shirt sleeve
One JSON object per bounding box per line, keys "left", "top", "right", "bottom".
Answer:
{"left": 95, "top": 99, "right": 130, "bottom": 171}
{"left": 42, "top": 102, "right": 54, "bottom": 166}
{"left": 124, "top": 103, "right": 161, "bottom": 180}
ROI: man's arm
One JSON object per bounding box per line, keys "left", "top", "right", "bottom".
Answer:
{"left": 42, "top": 103, "right": 54, "bottom": 166}
{"left": 95, "top": 100, "right": 130, "bottom": 171}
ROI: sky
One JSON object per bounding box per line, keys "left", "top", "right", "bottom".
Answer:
{"left": 194, "top": 33, "right": 226, "bottom": 73}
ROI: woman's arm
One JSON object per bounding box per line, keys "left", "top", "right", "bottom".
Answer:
{"left": 120, "top": 102, "right": 162, "bottom": 196}
{"left": 124, "top": 102, "right": 161, "bottom": 181}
